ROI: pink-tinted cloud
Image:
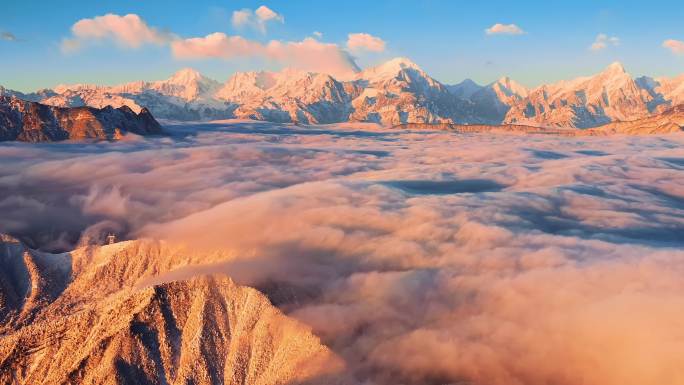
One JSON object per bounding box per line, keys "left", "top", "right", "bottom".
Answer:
{"left": 62, "top": 13, "right": 173, "bottom": 53}
{"left": 171, "top": 34, "right": 359, "bottom": 78}
{"left": 232, "top": 5, "right": 284, "bottom": 34}
{"left": 346, "top": 33, "right": 386, "bottom": 53}
{"left": 485, "top": 23, "right": 525, "bottom": 35}
{"left": 590, "top": 33, "right": 620, "bottom": 51}
{"left": 663, "top": 39, "right": 684, "bottom": 55}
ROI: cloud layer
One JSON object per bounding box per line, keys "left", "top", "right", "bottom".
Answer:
{"left": 171, "top": 34, "right": 359, "bottom": 78}
{"left": 591, "top": 33, "right": 620, "bottom": 51}
{"left": 2, "top": 121, "right": 684, "bottom": 384}
{"left": 485, "top": 23, "right": 525, "bottom": 35}
{"left": 346, "top": 33, "right": 386, "bottom": 53}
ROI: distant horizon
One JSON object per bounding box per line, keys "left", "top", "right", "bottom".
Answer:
{"left": 1, "top": 0, "right": 683, "bottom": 92}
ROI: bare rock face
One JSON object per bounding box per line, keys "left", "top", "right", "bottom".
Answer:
{"left": 0, "top": 96, "right": 163, "bottom": 142}
{"left": 0, "top": 236, "right": 344, "bottom": 385}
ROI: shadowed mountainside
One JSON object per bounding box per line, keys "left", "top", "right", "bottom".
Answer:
{"left": 393, "top": 104, "right": 684, "bottom": 135}
{"left": 0, "top": 96, "right": 163, "bottom": 142}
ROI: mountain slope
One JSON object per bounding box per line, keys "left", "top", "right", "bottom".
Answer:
{"left": 0, "top": 96, "right": 163, "bottom": 142}
{"left": 0, "top": 236, "right": 344, "bottom": 385}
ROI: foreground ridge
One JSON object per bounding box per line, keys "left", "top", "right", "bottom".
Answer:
{"left": 0, "top": 96, "right": 163, "bottom": 142}
{"left": 0, "top": 236, "right": 345, "bottom": 385}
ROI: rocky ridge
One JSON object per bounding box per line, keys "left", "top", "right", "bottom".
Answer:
{"left": 0, "top": 96, "right": 163, "bottom": 142}
{"left": 0, "top": 235, "right": 344, "bottom": 385}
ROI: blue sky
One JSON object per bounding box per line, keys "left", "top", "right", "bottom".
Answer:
{"left": 1, "top": 0, "right": 683, "bottom": 92}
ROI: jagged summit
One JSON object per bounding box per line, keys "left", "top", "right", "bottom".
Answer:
{"left": 167, "top": 67, "right": 205, "bottom": 83}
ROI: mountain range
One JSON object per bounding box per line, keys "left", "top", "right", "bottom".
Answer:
{"left": 2, "top": 59, "right": 683, "bottom": 128}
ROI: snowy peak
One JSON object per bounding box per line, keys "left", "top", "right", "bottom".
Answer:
{"left": 166, "top": 68, "right": 208, "bottom": 86}
{"left": 155, "top": 68, "right": 221, "bottom": 101}
{"left": 602, "top": 61, "right": 627, "bottom": 76}
{"left": 358, "top": 57, "right": 425, "bottom": 83}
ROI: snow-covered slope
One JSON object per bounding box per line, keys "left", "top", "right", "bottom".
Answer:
{"left": 503, "top": 62, "right": 655, "bottom": 128}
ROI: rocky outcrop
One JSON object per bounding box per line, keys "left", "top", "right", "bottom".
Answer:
{"left": 0, "top": 96, "right": 163, "bottom": 142}
{"left": 0, "top": 236, "right": 344, "bottom": 385}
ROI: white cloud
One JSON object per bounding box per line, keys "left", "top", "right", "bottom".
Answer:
{"left": 231, "top": 5, "right": 284, "bottom": 34}
{"left": 171, "top": 33, "right": 359, "bottom": 78}
{"left": 313, "top": 31, "right": 323, "bottom": 39}
{"left": 485, "top": 23, "right": 525, "bottom": 35}
{"left": 255, "top": 5, "right": 284, "bottom": 23}
{"left": 61, "top": 13, "right": 173, "bottom": 53}
{"left": 663, "top": 39, "right": 684, "bottom": 55}
{"left": 346, "top": 33, "right": 386, "bottom": 53}
{"left": 590, "top": 33, "right": 620, "bottom": 51}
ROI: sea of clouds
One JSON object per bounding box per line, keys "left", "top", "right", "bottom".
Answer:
{"left": 1, "top": 121, "right": 684, "bottom": 384}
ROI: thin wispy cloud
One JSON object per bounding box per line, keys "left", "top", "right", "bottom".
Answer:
{"left": 590, "top": 33, "right": 620, "bottom": 51}
{"left": 61, "top": 13, "right": 174, "bottom": 53}
{"left": 485, "top": 23, "right": 525, "bottom": 35}
{"left": 1, "top": 32, "right": 17, "bottom": 41}
{"left": 663, "top": 39, "right": 684, "bottom": 55}
{"left": 231, "top": 5, "right": 284, "bottom": 34}
{"left": 346, "top": 32, "right": 386, "bottom": 53}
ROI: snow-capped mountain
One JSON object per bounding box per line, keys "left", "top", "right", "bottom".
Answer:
{"left": 503, "top": 62, "right": 656, "bottom": 128}
{"left": 2, "top": 59, "right": 683, "bottom": 127}
{"left": 349, "top": 57, "right": 472, "bottom": 124}
{"left": 215, "top": 68, "right": 353, "bottom": 123}
{"left": 452, "top": 77, "right": 529, "bottom": 124}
